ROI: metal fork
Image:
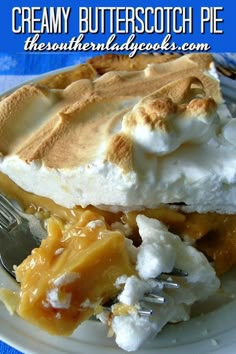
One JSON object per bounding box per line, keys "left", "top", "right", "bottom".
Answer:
{"left": 0, "top": 193, "right": 47, "bottom": 277}
{"left": 102, "top": 268, "right": 188, "bottom": 317}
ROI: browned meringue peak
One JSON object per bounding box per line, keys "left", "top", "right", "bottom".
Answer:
{"left": 105, "top": 133, "right": 134, "bottom": 173}
{"left": 37, "top": 63, "right": 98, "bottom": 90}
{"left": 93, "top": 56, "right": 222, "bottom": 105}
{"left": 109, "top": 77, "right": 218, "bottom": 159}
{"left": 123, "top": 94, "right": 217, "bottom": 133}
{"left": 141, "top": 54, "right": 222, "bottom": 104}
{"left": 146, "top": 76, "right": 206, "bottom": 104}
{"left": 123, "top": 77, "right": 217, "bottom": 131}
{"left": 0, "top": 54, "right": 222, "bottom": 170}
{"left": 88, "top": 53, "right": 181, "bottom": 75}
{"left": 0, "top": 85, "right": 59, "bottom": 155}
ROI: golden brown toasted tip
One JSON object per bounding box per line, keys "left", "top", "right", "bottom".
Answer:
{"left": 0, "top": 85, "right": 56, "bottom": 155}
{"left": 37, "top": 63, "right": 98, "bottom": 89}
{"left": 105, "top": 133, "right": 134, "bottom": 173}
{"left": 187, "top": 97, "right": 217, "bottom": 118}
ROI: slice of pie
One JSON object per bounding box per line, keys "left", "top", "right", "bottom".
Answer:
{"left": 0, "top": 53, "right": 236, "bottom": 351}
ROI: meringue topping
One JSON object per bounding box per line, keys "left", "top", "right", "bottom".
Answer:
{"left": 0, "top": 53, "right": 234, "bottom": 212}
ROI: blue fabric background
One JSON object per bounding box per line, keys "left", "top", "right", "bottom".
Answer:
{"left": 0, "top": 52, "right": 91, "bottom": 75}
{"left": 0, "top": 341, "right": 22, "bottom": 354}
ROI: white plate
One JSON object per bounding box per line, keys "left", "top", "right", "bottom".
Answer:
{"left": 1, "top": 265, "right": 236, "bottom": 354}
{"left": 1, "top": 60, "right": 236, "bottom": 354}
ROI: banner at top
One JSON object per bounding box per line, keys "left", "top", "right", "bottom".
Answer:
{"left": 0, "top": 0, "right": 234, "bottom": 54}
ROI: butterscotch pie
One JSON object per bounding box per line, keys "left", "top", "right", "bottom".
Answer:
{"left": 0, "top": 53, "right": 236, "bottom": 351}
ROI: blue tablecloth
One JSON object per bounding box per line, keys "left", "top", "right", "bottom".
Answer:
{"left": 0, "top": 341, "right": 22, "bottom": 354}
{"left": 0, "top": 51, "right": 236, "bottom": 354}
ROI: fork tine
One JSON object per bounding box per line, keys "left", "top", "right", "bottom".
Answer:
{"left": 157, "top": 279, "right": 179, "bottom": 289}
{"left": 0, "top": 204, "right": 17, "bottom": 226}
{"left": 0, "top": 212, "right": 10, "bottom": 229}
{"left": 0, "top": 195, "right": 19, "bottom": 229}
{"left": 138, "top": 307, "right": 153, "bottom": 316}
{"left": 143, "top": 294, "right": 166, "bottom": 304}
{"left": 0, "top": 193, "right": 47, "bottom": 276}
{"left": 0, "top": 194, "right": 19, "bottom": 215}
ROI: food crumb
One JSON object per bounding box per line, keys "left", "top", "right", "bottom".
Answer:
{"left": 55, "top": 312, "right": 61, "bottom": 319}
{"left": 55, "top": 248, "right": 64, "bottom": 255}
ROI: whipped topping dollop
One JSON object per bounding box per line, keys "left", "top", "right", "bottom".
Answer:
{"left": 101, "top": 215, "right": 220, "bottom": 352}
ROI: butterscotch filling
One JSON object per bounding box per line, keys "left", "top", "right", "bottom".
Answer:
{"left": 1, "top": 169, "right": 236, "bottom": 275}
{"left": 1, "top": 164, "right": 236, "bottom": 335}
{"left": 16, "top": 213, "right": 136, "bottom": 335}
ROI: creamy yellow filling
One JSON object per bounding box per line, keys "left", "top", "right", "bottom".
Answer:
{"left": 1, "top": 170, "right": 236, "bottom": 334}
